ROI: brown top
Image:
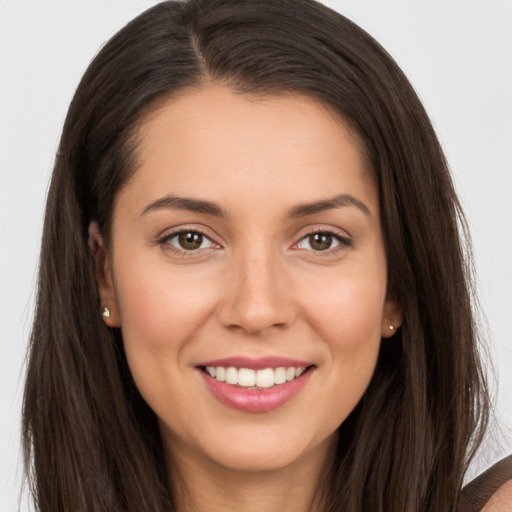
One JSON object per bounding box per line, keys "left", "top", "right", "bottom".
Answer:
{"left": 458, "top": 455, "right": 512, "bottom": 511}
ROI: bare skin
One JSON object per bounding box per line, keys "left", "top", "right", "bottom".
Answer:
{"left": 165, "top": 430, "right": 337, "bottom": 512}
{"left": 96, "top": 84, "right": 402, "bottom": 511}
{"left": 482, "top": 480, "right": 512, "bottom": 512}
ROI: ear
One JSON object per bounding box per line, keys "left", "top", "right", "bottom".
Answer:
{"left": 88, "top": 221, "right": 120, "bottom": 328}
{"left": 381, "top": 295, "right": 403, "bottom": 339}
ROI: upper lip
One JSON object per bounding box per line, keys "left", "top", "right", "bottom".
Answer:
{"left": 195, "top": 356, "right": 314, "bottom": 370}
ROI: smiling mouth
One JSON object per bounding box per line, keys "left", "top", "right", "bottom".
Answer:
{"left": 199, "top": 365, "right": 314, "bottom": 389}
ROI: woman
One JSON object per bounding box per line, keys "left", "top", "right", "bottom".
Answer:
{"left": 22, "top": 0, "right": 511, "bottom": 511}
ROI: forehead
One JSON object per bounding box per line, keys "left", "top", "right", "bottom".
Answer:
{"left": 121, "top": 84, "right": 377, "bottom": 218}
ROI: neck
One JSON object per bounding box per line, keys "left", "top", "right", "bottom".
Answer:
{"left": 164, "top": 434, "right": 336, "bottom": 512}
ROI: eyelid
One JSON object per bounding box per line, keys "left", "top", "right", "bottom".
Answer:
{"left": 292, "top": 224, "right": 352, "bottom": 242}
{"left": 156, "top": 225, "right": 222, "bottom": 254}
{"left": 154, "top": 224, "right": 351, "bottom": 256}
{"left": 291, "top": 225, "right": 353, "bottom": 252}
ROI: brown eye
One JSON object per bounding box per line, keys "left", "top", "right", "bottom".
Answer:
{"left": 295, "top": 231, "right": 350, "bottom": 253}
{"left": 160, "top": 229, "right": 218, "bottom": 254}
{"left": 177, "top": 232, "right": 204, "bottom": 250}
{"left": 308, "top": 233, "right": 333, "bottom": 251}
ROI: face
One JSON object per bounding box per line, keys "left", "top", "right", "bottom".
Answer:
{"left": 97, "top": 84, "right": 401, "bottom": 475}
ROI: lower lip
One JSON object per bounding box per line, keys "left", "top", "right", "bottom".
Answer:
{"left": 199, "top": 368, "right": 313, "bottom": 413}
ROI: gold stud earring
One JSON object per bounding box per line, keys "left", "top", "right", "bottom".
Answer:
{"left": 102, "top": 306, "right": 111, "bottom": 319}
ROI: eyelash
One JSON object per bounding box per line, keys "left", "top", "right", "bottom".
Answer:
{"left": 156, "top": 227, "right": 352, "bottom": 256}
{"left": 293, "top": 229, "right": 352, "bottom": 254}
{"left": 157, "top": 227, "right": 219, "bottom": 257}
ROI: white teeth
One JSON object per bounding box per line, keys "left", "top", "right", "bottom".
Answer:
{"left": 205, "top": 365, "right": 308, "bottom": 388}
{"left": 238, "top": 368, "right": 256, "bottom": 387}
{"left": 216, "top": 366, "right": 226, "bottom": 382}
{"left": 274, "top": 367, "right": 287, "bottom": 385}
{"left": 256, "top": 368, "right": 275, "bottom": 388}
{"left": 225, "top": 367, "right": 238, "bottom": 385}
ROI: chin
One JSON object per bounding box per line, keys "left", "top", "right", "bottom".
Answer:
{"left": 209, "top": 442, "right": 307, "bottom": 473}
{"left": 167, "top": 421, "right": 338, "bottom": 476}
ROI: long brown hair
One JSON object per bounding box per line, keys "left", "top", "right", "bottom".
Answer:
{"left": 23, "top": 1, "right": 490, "bottom": 510}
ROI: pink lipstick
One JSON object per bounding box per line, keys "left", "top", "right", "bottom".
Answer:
{"left": 196, "top": 357, "right": 315, "bottom": 413}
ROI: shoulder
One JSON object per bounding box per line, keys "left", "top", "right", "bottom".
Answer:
{"left": 481, "top": 479, "right": 512, "bottom": 511}
{"left": 460, "top": 455, "right": 512, "bottom": 512}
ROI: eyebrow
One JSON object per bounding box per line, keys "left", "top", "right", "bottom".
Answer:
{"left": 141, "top": 192, "right": 370, "bottom": 219}
{"left": 141, "top": 195, "right": 225, "bottom": 217}
{"left": 287, "top": 193, "right": 371, "bottom": 218}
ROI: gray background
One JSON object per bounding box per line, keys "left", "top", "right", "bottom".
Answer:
{"left": 1, "top": 1, "right": 511, "bottom": 509}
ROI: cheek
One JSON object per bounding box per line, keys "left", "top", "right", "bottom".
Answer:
{"left": 111, "top": 259, "right": 219, "bottom": 399}
{"left": 111, "top": 269, "right": 218, "bottom": 430}
{"left": 114, "top": 259, "right": 217, "bottom": 347}
{"left": 298, "top": 271, "right": 385, "bottom": 425}
{"left": 303, "top": 271, "right": 386, "bottom": 350}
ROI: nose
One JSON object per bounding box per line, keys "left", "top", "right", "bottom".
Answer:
{"left": 217, "top": 247, "right": 295, "bottom": 335}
